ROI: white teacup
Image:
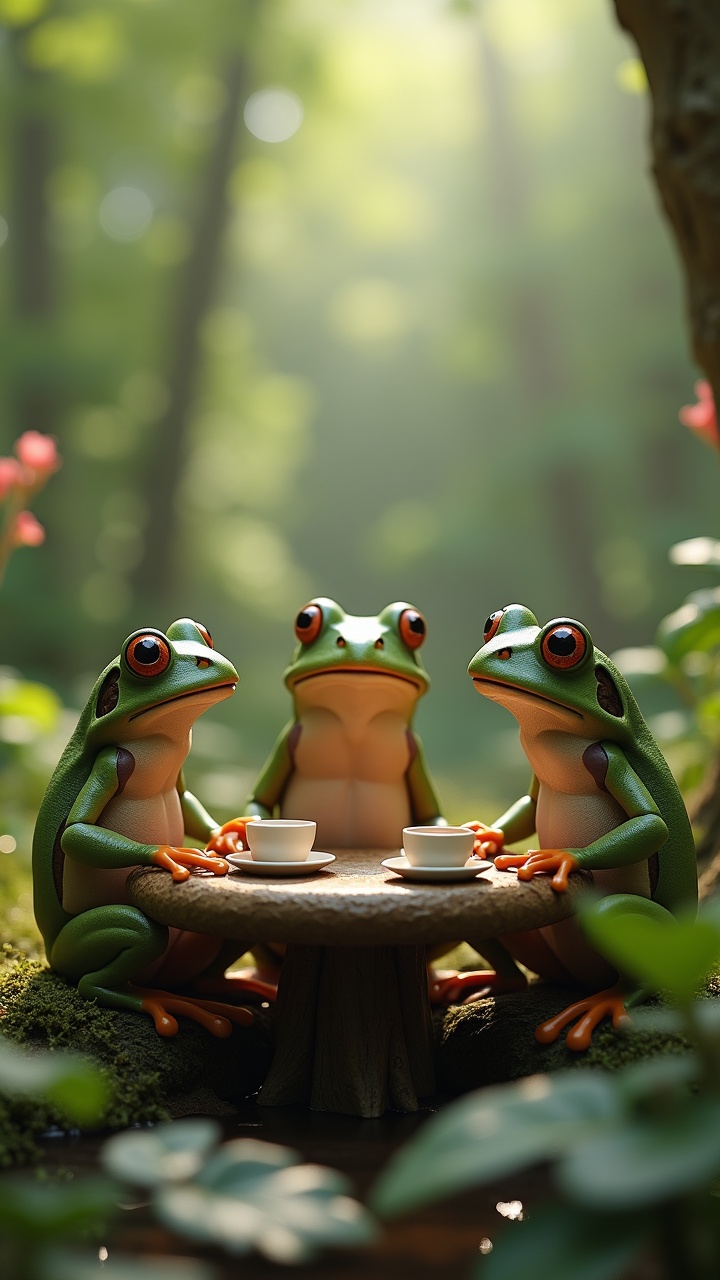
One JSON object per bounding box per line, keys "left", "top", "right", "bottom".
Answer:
{"left": 246, "top": 819, "right": 317, "bottom": 863}
{"left": 402, "top": 825, "right": 475, "bottom": 868}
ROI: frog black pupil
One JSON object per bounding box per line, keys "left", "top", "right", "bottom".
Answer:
{"left": 297, "top": 611, "right": 314, "bottom": 630}
{"left": 408, "top": 614, "right": 424, "bottom": 635}
{"left": 548, "top": 629, "right": 576, "bottom": 657}
{"left": 136, "top": 639, "right": 161, "bottom": 665}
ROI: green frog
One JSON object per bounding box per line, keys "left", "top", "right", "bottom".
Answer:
{"left": 244, "top": 598, "right": 444, "bottom": 847}
{"left": 32, "top": 619, "right": 263, "bottom": 1038}
{"left": 461, "top": 604, "right": 697, "bottom": 1049}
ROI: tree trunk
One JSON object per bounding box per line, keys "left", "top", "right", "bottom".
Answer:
{"left": 133, "top": 51, "right": 250, "bottom": 608}
{"left": 9, "top": 36, "right": 57, "bottom": 437}
{"left": 613, "top": 0, "right": 720, "bottom": 410}
{"left": 612, "top": 1, "right": 720, "bottom": 894}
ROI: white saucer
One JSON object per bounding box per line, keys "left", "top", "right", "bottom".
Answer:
{"left": 226, "top": 852, "right": 336, "bottom": 877}
{"left": 382, "top": 855, "right": 492, "bottom": 883}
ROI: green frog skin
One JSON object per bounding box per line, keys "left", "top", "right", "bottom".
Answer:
{"left": 33, "top": 619, "right": 261, "bottom": 1038}
{"left": 244, "top": 598, "right": 444, "bottom": 848}
{"left": 463, "top": 604, "right": 697, "bottom": 1049}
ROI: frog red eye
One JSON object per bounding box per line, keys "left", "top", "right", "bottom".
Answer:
{"left": 541, "top": 624, "right": 587, "bottom": 670}
{"left": 483, "top": 611, "right": 504, "bottom": 643}
{"left": 125, "top": 633, "right": 172, "bottom": 678}
{"left": 295, "top": 604, "right": 323, "bottom": 644}
{"left": 399, "top": 609, "right": 426, "bottom": 650}
{"left": 195, "top": 622, "right": 214, "bottom": 649}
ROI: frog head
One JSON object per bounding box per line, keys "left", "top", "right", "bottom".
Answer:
{"left": 468, "top": 604, "right": 635, "bottom": 740}
{"left": 86, "top": 618, "right": 238, "bottom": 744}
{"left": 284, "top": 598, "right": 430, "bottom": 696}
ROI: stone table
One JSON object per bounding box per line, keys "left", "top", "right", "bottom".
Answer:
{"left": 128, "top": 851, "right": 590, "bottom": 1119}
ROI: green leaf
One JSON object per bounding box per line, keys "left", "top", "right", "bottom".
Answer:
{"left": 102, "top": 1118, "right": 221, "bottom": 1188}
{"left": 41, "top": 1250, "right": 217, "bottom": 1280}
{"left": 580, "top": 907, "right": 720, "bottom": 1000}
{"left": 0, "top": 1035, "right": 108, "bottom": 1125}
{"left": 615, "top": 1051, "right": 700, "bottom": 1104}
{"left": 476, "top": 1204, "right": 648, "bottom": 1280}
{"left": 657, "top": 589, "right": 720, "bottom": 662}
{"left": 557, "top": 1098, "right": 720, "bottom": 1208}
{"left": 370, "top": 1072, "right": 620, "bottom": 1218}
{"left": 155, "top": 1140, "right": 375, "bottom": 1263}
{"left": 0, "top": 1176, "right": 118, "bottom": 1240}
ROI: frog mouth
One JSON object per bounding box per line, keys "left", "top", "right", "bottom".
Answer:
{"left": 292, "top": 667, "right": 424, "bottom": 691}
{"left": 471, "top": 676, "right": 583, "bottom": 718}
{"left": 129, "top": 682, "right": 237, "bottom": 720}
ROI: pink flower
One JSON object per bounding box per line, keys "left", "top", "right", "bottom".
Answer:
{"left": 679, "top": 380, "right": 719, "bottom": 450}
{"left": 13, "top": 511, "right": 45, "bottom": 547}
{"left": 13, "top": 431, "right": 60, "bottom": 475}
{"left": 0, "top": 458, "right": 22, "bottom": 499}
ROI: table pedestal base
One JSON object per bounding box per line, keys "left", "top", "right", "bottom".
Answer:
{"left": 259, "top": 944, "right": 435, "bottom": 1118}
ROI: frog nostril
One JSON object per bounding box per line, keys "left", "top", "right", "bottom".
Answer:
{"left": 375, "top": 638, "right": 384, "bottom": 649}
{"left": 196, "top": 657, "right": 212, "bottom": 670}
{"left": 497, "top": 648, "right": 512, "bottom": 661}
{"left": 336, "top": 637, "right": 346, "bottom": 648}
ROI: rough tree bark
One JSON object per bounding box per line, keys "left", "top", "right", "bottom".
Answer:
{"left": 612, "top": 0, "right": 720, "bottom": 891}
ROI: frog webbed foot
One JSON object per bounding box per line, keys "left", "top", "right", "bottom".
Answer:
{"left": 192, "top": 972, "right": 279, "bottom": 1003}
{"left": 495, "top": 848, "right": 579, "bottom": 892}
{"left": 535, "top": 983, "right": 630, "bottom": 1051}
{"left": 429, "top": 968, "right": 527, "bottom": 1005}
{"left": 131, "top": 987, "right": 254, "bottom": 1037}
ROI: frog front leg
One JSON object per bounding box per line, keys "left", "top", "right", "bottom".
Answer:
{"left": 495, "top": 744, "right": 670, "bottom": 1047}
{"left": 495, "top": 744, "right": 668, "bottom": 889}
{"left": 59, "top": 749, "right": 253, "bottom": 1034}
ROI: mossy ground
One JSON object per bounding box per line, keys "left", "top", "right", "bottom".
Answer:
{"left": 0, "top": 959, "right": 273, "bottom": 1166}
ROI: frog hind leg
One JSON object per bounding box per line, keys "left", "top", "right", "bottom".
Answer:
{"left": 534, "top": 893, "right": 670, "bottom": 1051}
{"left": 49, "top": 906, "right": 243, "bottom": 1037}
{"left": 428, "top": 938, "right": 529, "bottom": 1005}
{"left": 190, "top": 940, "right": 280, "bottom": 1003}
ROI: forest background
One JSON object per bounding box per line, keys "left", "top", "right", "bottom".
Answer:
{"left": 0, "top": 0, "right": 716, "bottom": 946}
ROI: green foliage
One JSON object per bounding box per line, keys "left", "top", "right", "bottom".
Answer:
{"left": 581, "top": 905, "right": 720, "bottom": 1002}
{"left": 0, "top": 1032, "right": 108, "bottom": 1125}
{"left": 477, "top": 1204, "right": 649, "bottom": 1280}
{"left": 103, "top": 1120, "right": 376, "bottom": 1264}
{"left": 373, "top": 905, "right": 720, "bottom": 1280}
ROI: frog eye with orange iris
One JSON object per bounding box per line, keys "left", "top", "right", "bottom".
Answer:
{"left": 295, "top": 603, "right": 323, "bottom": 644}
{"left": 125, "top": 632, "right": 172, "bottom": 678}
{"left": 195, "top": 622, "right": 214, "bottom": 649}
{"left": 399, "top": 608, "right": 426, "bottom": 650}
{"left": 541, "top": 623, "right": 587, "bottom": 670}
{"left": 483, "top": 610, "right": 504, "bottom": 643}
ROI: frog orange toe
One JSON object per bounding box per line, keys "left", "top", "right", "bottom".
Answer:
{"left": 495, "top": 853, "right": 531, "bottom": 872}
{"left": 513, "top": 850, "right": 578, "bottom": 892}
{"left": 429, "top": 969, "right": 527, "bottom": 1005}
{"left": 133, "top": 987, "right": 253, "bottom": 1037}
{"left": 535, "top": 985, "right": 630, "bottom": 1051}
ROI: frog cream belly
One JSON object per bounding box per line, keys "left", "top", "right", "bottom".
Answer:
{"left": 245, "top": 600, "right": 444, "bottom": 847}
{"left": 33, "top": 619, "right": 262, "bottom": 1037}
{"left": 460, "top": 604, "right": 696, "bottom": 1049}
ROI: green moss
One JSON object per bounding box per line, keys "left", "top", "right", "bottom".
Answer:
{"left": 0, "top": 961, "right": 273, "bottom": 1167}
{"left": 436, "top": 984, "right": 688, "bottom": 1095}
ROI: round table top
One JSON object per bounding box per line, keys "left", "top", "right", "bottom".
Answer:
{"left": 128, "top": 849, "right": 591, "bottom": 947}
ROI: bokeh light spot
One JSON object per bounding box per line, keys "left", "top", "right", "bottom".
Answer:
{"left": 0, "top": 0, "right": 47, "bottom": 26}
{"left": 99, "top": 187, "right": 153, "bottom": 242}
{"left": 243, "top": 88, "right": 303, "bottom": 143}
{"left": 328, "top": 278, "right": 411, "bottom": 346}
{"left": 616, "top": 57, "right": 647, "bottom": 95}
{"left": 0, "top": 835, "right": 17, "bottom": 854}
